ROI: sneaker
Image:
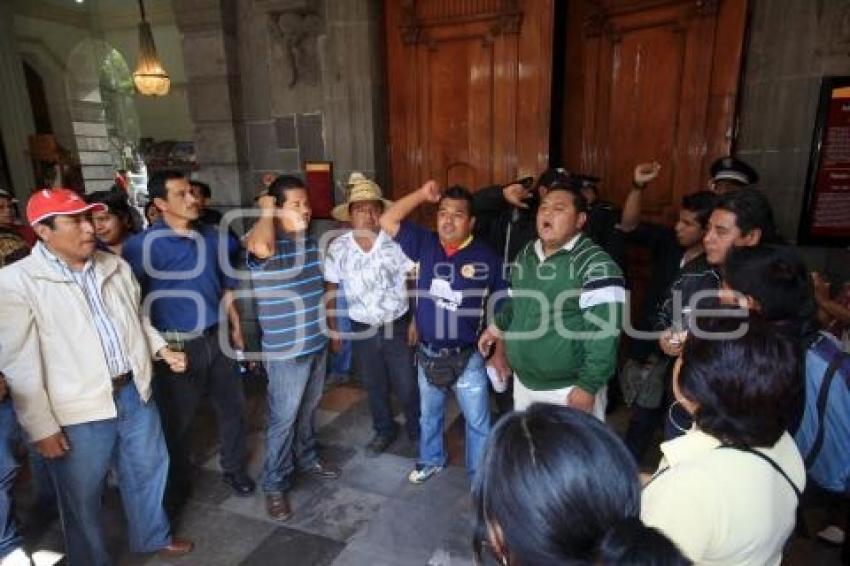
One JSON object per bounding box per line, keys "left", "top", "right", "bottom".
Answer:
{"left": 816, "top": 525, "right": 845, "bottom": 545}
{"left": 364, "top": 434, "right": 395, "bottom": 458}
{"left": 408, "top": 464, "right": 443, "bottom": 484}
{"left": 1, "top": 548, "right": 33, "bottom": 566}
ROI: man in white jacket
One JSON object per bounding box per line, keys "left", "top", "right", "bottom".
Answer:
{"left": 0, "top": 188, "right": 193, "bottom": 566}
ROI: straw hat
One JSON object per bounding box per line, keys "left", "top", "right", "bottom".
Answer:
{"left": 331, "top": 172, "right": 393, "bottom": 222}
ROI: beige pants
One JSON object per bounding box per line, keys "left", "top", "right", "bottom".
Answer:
{"left": 512, "top": 376, "right": 607, "bottom": 421}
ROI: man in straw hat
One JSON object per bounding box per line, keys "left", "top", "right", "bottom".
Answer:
{"left": 325, "top": 172, "right": 420, "bottom": 457}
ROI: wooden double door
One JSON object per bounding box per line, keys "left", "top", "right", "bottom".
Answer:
{"left": 385, "top": 0, "right": 749, "bottom": 225}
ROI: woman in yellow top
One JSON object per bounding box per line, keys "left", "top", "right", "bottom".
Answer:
{"left": 642, "top": 317, "right": 805, "bottom": 565}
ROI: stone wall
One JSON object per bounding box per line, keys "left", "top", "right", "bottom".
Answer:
{"left": 736, "top": 0, "right": 850, "bottom": 277}
{"left": 173, "top": 0, "right": 250, "bottom": 210}
{"left": 235, "top": 0, "right": 386, "bottom": 206}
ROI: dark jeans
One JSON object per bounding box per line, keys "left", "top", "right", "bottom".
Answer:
{"left": 153, "top": 331, "right": 247, "bottom": 510}
{"left": 350, "top": 315, "right": 420, "bottom": 440}
{"left": 624, "top": 405, "right": 666, "bottom": 463}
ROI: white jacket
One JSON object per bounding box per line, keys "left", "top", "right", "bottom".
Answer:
{"left": 0, "top": 245, "right": 167, "bottom": 441}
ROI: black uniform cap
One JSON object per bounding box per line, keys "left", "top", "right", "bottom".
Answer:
{"left": 710, "top": 156, "right": 759, "bottom": 185}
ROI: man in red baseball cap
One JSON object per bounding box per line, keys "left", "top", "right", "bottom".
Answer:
{"left": 0, "top": 187, "right": 194, "bottom": 564}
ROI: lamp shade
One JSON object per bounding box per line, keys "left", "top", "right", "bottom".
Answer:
{"left": 133, "top": 21, "right": 170, "bottom": 96}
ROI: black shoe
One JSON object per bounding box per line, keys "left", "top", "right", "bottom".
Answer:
{"left": 364, "top": 434, "right": 395, "bottom": 458}
{"left": 302, "top": 460, "right": 341, "bottom": 479}
{"left": 222, "top": 471, "right": 256, "bottom": 496}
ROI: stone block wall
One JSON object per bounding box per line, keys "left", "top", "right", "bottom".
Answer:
{"left": 736, "top": 0, "right": 850, "bottom": 278}
{"left": 235, "top": 0, "right": 387, "bottom": 206}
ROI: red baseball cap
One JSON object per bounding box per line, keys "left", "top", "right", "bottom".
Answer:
{"left": 26, "top": 188, "right": 107, "bottom": 225}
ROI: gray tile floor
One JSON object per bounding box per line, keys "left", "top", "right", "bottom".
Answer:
{"left": 13, "top": 379, "right": 845, "bottom": 565}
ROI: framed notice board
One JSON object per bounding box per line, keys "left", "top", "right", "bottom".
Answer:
{"left": 798, "top": 76, "right": 850, "bottom": 246}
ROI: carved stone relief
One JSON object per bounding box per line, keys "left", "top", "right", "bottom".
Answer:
{"left": 270, "top": 8, "right": 324, "bottom": 88}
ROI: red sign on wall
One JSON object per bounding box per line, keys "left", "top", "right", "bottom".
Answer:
{"left": 799, "top": 78, "right": 850, "bottom": 246}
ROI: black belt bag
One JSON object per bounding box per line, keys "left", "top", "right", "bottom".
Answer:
{"left": 418, "top": 346, "right": 474, "bottom": 389}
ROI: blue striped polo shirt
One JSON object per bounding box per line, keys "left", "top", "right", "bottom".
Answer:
{"left": 247, "top": 233, "right": 327, "bottom": 359}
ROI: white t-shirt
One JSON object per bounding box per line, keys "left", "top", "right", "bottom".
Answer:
{"left": 324, "top": 230, "right": 414, "bottom": 325}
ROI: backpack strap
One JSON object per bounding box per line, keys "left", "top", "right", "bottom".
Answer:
{"left": 803, "top": 351, "right": 846, "bottom": 468}
{"left": 718, "top": 444, "right": 802, "bottom": 500}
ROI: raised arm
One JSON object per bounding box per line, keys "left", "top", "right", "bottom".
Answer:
{"left": 379, "top": 180, "right": 441, "bottom": 237}
{"left": 243, "top": 195, "right": 278, "bottom": 259}
{"left": 619, "top": 161, "right": 661, "bottom": 233}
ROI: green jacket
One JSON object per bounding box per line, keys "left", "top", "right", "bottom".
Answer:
{"left": 495, "top": 234, "right": 624, "bottom": 393}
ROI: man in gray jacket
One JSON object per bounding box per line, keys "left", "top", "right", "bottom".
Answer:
{"left": 0, "top": 188, "right": 193, "bottom": 566}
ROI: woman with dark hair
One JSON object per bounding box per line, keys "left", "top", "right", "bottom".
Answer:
{"left": 642, "top": 317, "right": 805, "bottom": 565}
{"left": 473, "top": 404, "right": 688, "bottom": 566}
{"left": 86, "top": 189, "right": 139, "bottom": 255}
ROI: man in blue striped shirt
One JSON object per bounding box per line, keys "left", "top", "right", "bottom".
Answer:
{"left": 244, "top": 175, "right": 340, "bottom": 522}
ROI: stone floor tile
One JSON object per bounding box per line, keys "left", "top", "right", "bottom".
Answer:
{"left": 240, "top": 526, "right": 344, "bottom": 566}
{"left": 121, "top": 502, "right": 277, "bottom": 566}
{"left": 338, "top": 451, "right": 412, "bottom": 497}
{"left": 285, "top": 482, "right": 387, "bottom": 542}
{"left": 319, "top": 385, "right": 368, "bottom": 413}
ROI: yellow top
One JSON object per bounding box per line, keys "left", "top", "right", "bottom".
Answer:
{"left": 641, "top": 429, "right": 805, "bottom": 566}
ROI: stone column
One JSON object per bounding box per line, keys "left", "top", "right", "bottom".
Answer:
{"left": 323, "top": 0, "right": 387, "bottom": 197}
{"left": 0, "top": 1, "right": 37, "bottom": 197}
{"left": 172, "top": 0, "right": 250, "bottom": 210}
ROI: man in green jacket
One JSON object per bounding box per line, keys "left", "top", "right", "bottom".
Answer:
{"left": 478, "top": 182, "right": 624, "bottom": 419}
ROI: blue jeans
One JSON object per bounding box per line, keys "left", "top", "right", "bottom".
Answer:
{"left": 47, "top": 384, "right": 171, "bottom": 566}
{"left": 417, "top": 350, "right": 490, "bottom": 480}
{"left": 0, "top": 400, "right": 22, "bottom": 559}
{"left": 262, "top": 348, "right": 327, "bottom": 494}
{"left": 330, "top": 292, "right": 353, "bottom": 376}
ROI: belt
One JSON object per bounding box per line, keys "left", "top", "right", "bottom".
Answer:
{"left": 419, "top": 343, "right": 472, "bottom": 357}
{"left": 350, "top": 312, "right": 411, "bottom": 330}
{"left": 111, "top": 372, "right": 132, "bottom": 393}
{"left": 162, "top": 325, "right": 218, "bottom": 344}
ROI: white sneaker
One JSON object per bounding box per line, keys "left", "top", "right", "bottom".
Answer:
{"left": 1, "top": 548, "right": 33, "bottom": 566}
{"left": 816, "top": 524, "right": 845, "bottom": 545}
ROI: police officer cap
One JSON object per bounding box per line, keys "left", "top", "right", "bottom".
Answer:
{"left": 710, "top": 156, "right": 759, "bottom": 185}
{"left": 566, "top": 173, "right": 601, "bottom": 191}
{"left": 537, "top": 167, "right": 571, "bottom": 189}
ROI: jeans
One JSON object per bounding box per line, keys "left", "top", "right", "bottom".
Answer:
{"left": 262, "top": 348, "right": 327, "bottom": 494}
{"left": 350, "top": 315, "right": 419, "bottom": 440}
{"left": 417, "top": 349, "right": 490, "bottom": 480}
{"left": 153, "top": 331, "right": 247, "bottom": 509}
{"left": 0, "top": 400, "right": 22, "bottom": 559}
{"left": 330, "top": 291, "right": 353, "bottom": 377}
{"left": 47, "top": 384, "right": 171, "bottom": 566}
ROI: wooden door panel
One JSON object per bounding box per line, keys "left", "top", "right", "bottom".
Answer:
{"left": 419, "top": 38, "right": 494, "bottom": 190}
{"left": 607, "top": 24, "right": 686, "bottom": 217}
{"left": 564, "top": 0, "right": 747, "bottom": 225}
{"left": 385, "top": 0, "right": 553, "bottom": 217}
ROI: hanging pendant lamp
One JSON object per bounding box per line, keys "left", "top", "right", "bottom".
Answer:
{"left": 132, "top": 0, "right": 170, "bottom": 96}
